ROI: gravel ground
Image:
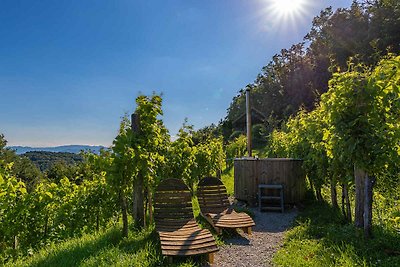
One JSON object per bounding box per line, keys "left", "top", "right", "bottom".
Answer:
{"left": 211, "top": 208, "right": 298, "bottom": 267}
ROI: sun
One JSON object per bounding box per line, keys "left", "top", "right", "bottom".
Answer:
{"left": 269, "top": 0, "right": 306, "bottom": 18}
{"left": 258, "top": 0, "right": 311, "bottom": 32}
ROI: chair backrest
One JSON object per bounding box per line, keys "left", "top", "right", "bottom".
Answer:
{"left": 197, "top": 177, "right": 230, "bottom": 214}
{"left": 154, "top": 178, "right": 193, "bottom": 225}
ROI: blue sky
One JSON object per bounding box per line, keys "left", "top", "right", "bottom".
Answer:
{"left": 0, "top": 0, "right": 352, "bottom": 147}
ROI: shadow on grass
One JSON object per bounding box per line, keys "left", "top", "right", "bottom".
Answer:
{"left": 119, "top": 226, "right": 158, "bottom": 254}
{"left": 281, "top": 200, "right": 400, "bottom": 266}
{"left": 29, "top": 228, "right": 123, "bottom": 267}
{"left": 11, "top": 222, "right": 216, "bottom": 267}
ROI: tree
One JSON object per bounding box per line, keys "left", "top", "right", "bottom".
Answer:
{"left": 0, "top": 134, "right": 43, "bottom": 191}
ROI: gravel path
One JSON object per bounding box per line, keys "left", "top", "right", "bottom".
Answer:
{"left": 211, "top": 208, "right": 297, "bottom": 267}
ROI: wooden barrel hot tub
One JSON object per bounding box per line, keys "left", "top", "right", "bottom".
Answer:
{"left": 234, "top": 158, "right": 306, "bottom": 207}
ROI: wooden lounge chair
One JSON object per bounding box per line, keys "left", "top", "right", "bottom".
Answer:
{"left": 197, "top": 177, "right": 255, "bottom": 235}
{"left": 154, "top": 178, "right": 219, "bottom": 263}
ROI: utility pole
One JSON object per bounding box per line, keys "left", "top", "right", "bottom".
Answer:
{"left": 131, "top": 113, "right": 145, "bottom": 228}
{"left": 246, "top": 88, "right": 252, "bottom": 157}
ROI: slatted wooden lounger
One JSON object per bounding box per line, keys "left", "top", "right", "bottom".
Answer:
{"left": 154, "top": 178, "right": 219, "bottom": 263}
{"left": 197, "top": 176, "right": 255, "bottom": 235}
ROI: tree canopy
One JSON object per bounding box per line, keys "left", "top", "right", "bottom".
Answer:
{"left": 220, "top": 0, "right": 400, "bottom": 141}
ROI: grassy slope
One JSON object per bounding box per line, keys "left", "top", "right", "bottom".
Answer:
{"left": 6, "top": 171, "right": 237, "bottom": 267}
{"left": 273, "top": 200, "right": 400, "bottom": 267}
{"left": 6, "top": 225, "right": 204, "bottom": 267}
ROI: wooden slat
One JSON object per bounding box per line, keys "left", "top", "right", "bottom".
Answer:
{"left": 162, "top": 242, "right": 218, "bottom": 251}
{"left": 155, "top": 219, "right": 196, "bottom": 226}
{"left": 156, "top": 222, "right": 199, "bottom": 230}
{"left": 162, "top": 245, "right": 219, "bottom": 256}
{"left": 200, "top": 188, "right": 225, "bottom": 192}
{"left": 157, "top": 223, "right": 199, "bottom": 231}
{"left": 199, "top": 201, "right": 228, "bottom": 207}
{"left": 155, "top": 193, "right": 191, "bottom": 200}
{"left": 159, "top": 230, "right": 212, "bottom": 239}
{"left": 199, "top": 195, "right": 228, "bottom": 202}
{"left": 154, "top": 207, "right": 192, "bottom": 212}
{"left": 154, "top": 203, "right": 191, "bottom": 208}
{"left": 161, "top": 236, "right": 215, "bottom": 246}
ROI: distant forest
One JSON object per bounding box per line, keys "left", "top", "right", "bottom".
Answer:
{"left": 23, "top": 151, "right": 83, "bottom": 171}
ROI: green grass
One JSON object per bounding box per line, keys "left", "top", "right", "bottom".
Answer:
{"left": 273, "top": 200, "right": 400, "bottom": 267}
{"left": 5, "top": 225, "right": 206, "bottom": 267}
{"left": 221, "top": 166, "right": 234, "bottom": 196}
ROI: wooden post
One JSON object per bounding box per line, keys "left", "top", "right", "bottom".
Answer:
{"left": 13, "top": 236, "right": 18, "bottom": 250}
{"left": 364, "top": 175, "right": 375, "bottom": 238}
{"left": 131, "top": 113, "right": 140, "bottom": 133}
{"left": 215, "top": 226, "right": 222, "bottom": 235}
{"left": 246, "top": 88, "right": 252, "bottom": 157}
{"left": 133, "top": 177, "right": 144, "bottom": 228}
{"left": 132, "top": 113, "right": 145, "bottom": 228}
{"left": 96, "top": 209, "right": 100, "bottom": 231}
{"left": 148, "top": 190, "right": 153, "bottom": 225}
{"left": 242, "top": 227, "right": 252, "bottom": 235}
{"left": 207, "top": 253, "right": 215, "bottom": 264}
{"left": 121, "top": 194, "right": 129, "bottom": 237}
{"left": 341, "top": 184, "right": 345, "bottom": 216}
{"left": 330, "top": 176, "right": 338, "bottom": 209}
{"left": 143, "top": 188, "right": 147, "bottom": 227}
{"left": 354, "top": 166, "right": 365, "bottom": 228}
{"left": 341, "top": 183, "right": 352, "bottom": 222}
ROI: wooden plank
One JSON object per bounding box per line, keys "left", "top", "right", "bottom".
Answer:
{"left": 214, "top": 217, "right": 254, "bottom": 223}
{"left": 154, "top": 211, "right": 193, "bottom": 217}
{"left": 159, "top": 231, "right": 212, "bottom": 238}
{"left": 154, "top": 206, "right": 192, "bottom": 211}
{"left": 259, "top": 184, "right": 283, "bottom": 189}
{"left": 155, "top": 219, "right": 196, "bottom": 225}
{"left": 161, "top": 242, "right": 217, "bottom": 251}
{"left": 200, "top": 200, "right": 228, "bottom": 206}
{"left": 159, "top": 231, "right": 212, "bottom": 240}
{"left": 162, "top": 245, "right": 219, "bottom": 256}
{"left": 199, "top": 196, "right": 228, "bottom": 201}
{"left": 199, "top": 197, "right": 228, "bottom": 203}
{"left": 161, "top": 236, "right": 216, "bottom": 246}
{"left": 200, "top": 185, "right": 227, "bottom": 190}
{"left": 154, "top": 205, "right": 192, "bottom": 210}
{"left": 199, "top": 193, "right": 228, "bottom": 199}
{"left": 156, "top": 223, "right": 199, "bottom": 230}
{"left": 154, "top": 192, "right": 191, "bottom": 198}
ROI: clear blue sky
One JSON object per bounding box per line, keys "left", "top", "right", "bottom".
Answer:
{"left": 0, "top": 0, "right": 352, "bottom": 147}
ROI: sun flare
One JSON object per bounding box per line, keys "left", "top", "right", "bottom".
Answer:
{"left": 258, "top": 0, "right": 311, "bottom": 31}
{"left": 269, "top": 0, "right": 305, "bottom": 17}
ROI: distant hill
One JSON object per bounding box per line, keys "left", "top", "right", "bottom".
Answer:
{"left": 23, "top": 151, "right": 84, "bottom": 171}
{"left": 8, "top": 145, "right": 107, "bottom": 155}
